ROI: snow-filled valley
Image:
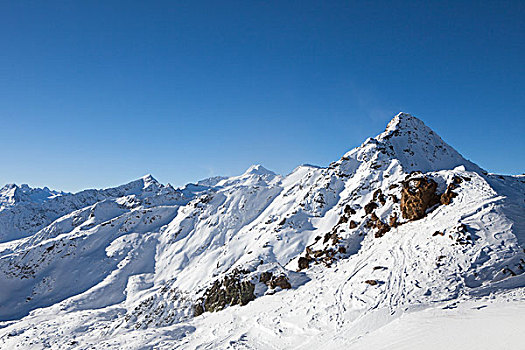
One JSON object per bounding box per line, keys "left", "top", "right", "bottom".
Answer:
{"left": 0, "top": 113, "right": 524, "bottom": 349}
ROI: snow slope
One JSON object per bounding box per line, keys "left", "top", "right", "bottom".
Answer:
{"left": 0, "top": 112, "right": 524, "bottom": 349}
{"left": 350, "top": 290, "right": 525, "bottom": 350}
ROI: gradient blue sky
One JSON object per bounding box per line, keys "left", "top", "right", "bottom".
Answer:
{"left": 1, "top": 1, "right": 524, "bottom": 192}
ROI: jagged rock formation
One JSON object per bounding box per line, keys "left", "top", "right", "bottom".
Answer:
{"left": 440, "top": 175, "right": 465, "bottom": 205}
{"left": 194, "top": 269, "right": 255, "bottom": 316}
{"left": 400, "top": 176, "right": 440, "bottom": 221}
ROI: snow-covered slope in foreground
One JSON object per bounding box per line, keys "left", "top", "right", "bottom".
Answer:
{"left": 0, "top": 113, "right": 524, "bottom": 349}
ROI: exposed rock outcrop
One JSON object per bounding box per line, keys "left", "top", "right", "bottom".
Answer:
{"left": 364, "top": 201, "right": 379, "bottom": 215}
{"left": 298, "top": 231, "right": 345, "bottom": 270}
{"left": 400, "top": 177, "right": 440, "bottom": 221}
{"left": 389, "top": 213, "right": 398, "bottom": 228}
{"left": 373, "top": 189, "right": 386, "bottom": 205}
{"left": 298, "top": 256, "right": 311, "bottom": 270}
{"left": 369, "top": 212, "right": 391, "bottom": 238}
{"left": 194, "top": 269, "right": 255, "bottom": 316}
{"left": 259, "top": 271, "right": 272, "bottom": 284}
{"left": 344, "top": 204, "right": 356, "bottom": 216}
{"left": 440, "top": 176, "right": 462, "bottom": 205}
{"left": 268, "top": 274, "right": 292, "bottom": 289}
{"left": 259, "top": 271, "right": 292, "bottom": 290}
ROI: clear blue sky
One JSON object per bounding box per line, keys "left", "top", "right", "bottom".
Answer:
{"left": 1, "top": 1, "right": 523, "bottom": 192}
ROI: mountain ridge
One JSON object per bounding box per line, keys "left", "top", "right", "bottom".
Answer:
{"left": 0, "top": 113, "right": 524, "bottom": 349}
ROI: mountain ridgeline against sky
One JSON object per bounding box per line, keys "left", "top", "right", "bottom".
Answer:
{"left": 0, "top": 113, "right": 524, "bottom": 349}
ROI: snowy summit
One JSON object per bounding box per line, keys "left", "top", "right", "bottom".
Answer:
{"left": 0, "top": 113, "right": 524, "bottom": 349}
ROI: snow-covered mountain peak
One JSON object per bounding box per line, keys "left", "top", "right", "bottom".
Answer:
{"left": 140, "top": 174, "right": 161, "bottom": 189}
{"left": 0, "top": 184, "right": 20, "bottom": 208}
{"left": 339, "top": 112, "right": 483, "bottom": 174}
{"left": 0, "top": 183, "right": 64, "bottom": 208}
{"left": 141, "top": 173, "right": 156, "bottom": 182}
{"left": 383, "top": 112, "right": 424, "bottom": 133}
{"left": 213, "top": 164, "right": 281, "bottom": 187}
{"left": 242, "top": 164, "right": 276, "bottom": 177}
{"left": 111, "top": 174, "right": 164, "bottom": 196}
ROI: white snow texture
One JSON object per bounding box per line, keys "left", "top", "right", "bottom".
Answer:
{"left": 0, "top": 113, "right": 524, "bottom": 349}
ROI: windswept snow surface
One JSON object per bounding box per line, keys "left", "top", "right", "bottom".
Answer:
{"left": 0, "top": 113, "right": 524, "bottom": 349}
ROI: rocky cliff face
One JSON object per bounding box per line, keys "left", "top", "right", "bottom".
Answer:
{"left": 0, "top": 113, "right": 524, "bottom": 349}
